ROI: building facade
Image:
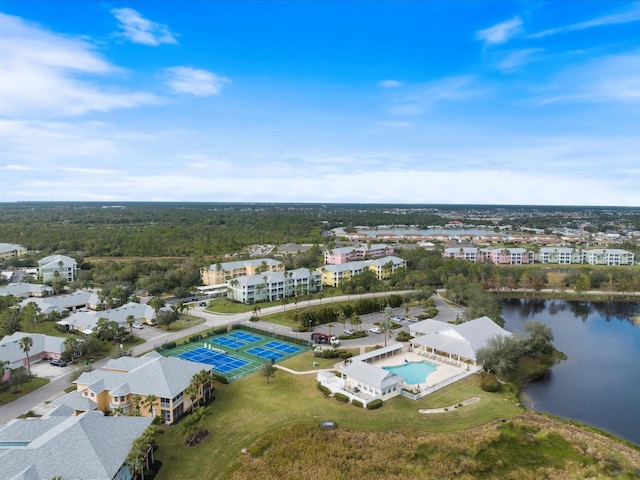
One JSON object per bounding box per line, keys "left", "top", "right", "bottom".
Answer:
{"left": 201, "top": 258, "right": 284, "bottom": 286}
{"left": 38, "top": 254, "right": 77, "bottom": 283}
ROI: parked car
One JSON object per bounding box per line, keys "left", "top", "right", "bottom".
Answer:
{"left": 132, "top": 323, "right": 143, "bottom": 329}
{"left": 392, "top": 316, "right": 404, "bottom": 322}
{"left": 49, "top": 358, "right": 67, "bottom": 367}
{"left": 343, "top": 328, "right": 354, "bottom": 336}
{"left": 368, "top": 326, "right": 381, "bottom": 334}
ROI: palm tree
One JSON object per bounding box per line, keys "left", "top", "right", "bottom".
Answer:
{"left": 19, "top": 336, "right": 33, "bottom": 376}
{"left": 144, "top": 394, "right": 157, "bottom": 418}
{"left": 131, "top": 394, "right": 142, "bottom": 416}
{"left": 126, "top": 315, "right": 135, "bottom": 334}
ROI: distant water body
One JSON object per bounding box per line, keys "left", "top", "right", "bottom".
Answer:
{"left": 502, "top": 299, "right": 640, "bottom": 446}
{"left": 354, "top": 228, "right": 503, "bottom": 238}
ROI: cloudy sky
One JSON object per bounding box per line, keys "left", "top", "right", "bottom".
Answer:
{"left": 1, "top": 1, "right": 639, "bottom": 205}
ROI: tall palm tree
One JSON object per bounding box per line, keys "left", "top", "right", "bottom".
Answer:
{"left": 126, "top": 315, "right": 135, "bottom": 334}
{"left": 131, "top": 394, "right": 142, "bottom": 416}
{"left": 19, "top": 336, "right": 33, "bottom": 376}
{"left": 144, "top": 394, "right": 157, "bottom": 418}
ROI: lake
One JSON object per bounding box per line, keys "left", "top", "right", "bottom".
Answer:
{"left": 502, "top": 299, "right": 640, "bottom": 446}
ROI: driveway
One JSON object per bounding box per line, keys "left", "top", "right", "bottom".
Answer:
{"left": 30, "top": 361, "right": 76, "bottom": 381}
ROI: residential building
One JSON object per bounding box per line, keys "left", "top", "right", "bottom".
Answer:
{"left": 226, "top": 268, "right": 322, "bottom": 304}
{"left": 0, "top": 283, "right": 53, "bottom": 299}
{"left": 0, "top": 408, "right": 152, "bottom": 480}
{"left": 0, "top": 332, "right": 65, "bottom": 380}
{"left": 583, "top": 248, "right": 635, "bottom": 266}
{"left": 38, "top": 254, "right": 77, "bottom": 283}
{"left": 201, "top": 258, "right": 284, "bottom": 286}
{"left": 324, "top": 244, "right": 394, "bottom": 264}
{"left": 535, "top": 247, "right": 577, "bottom": 264}
{"left": 0, "top": 243, "right": 27, "bottom": 259}
{"left": 18, "top": 290, "right": 101, "bottom": 316}
{"left": 319, "top": 256, "right": 407, "bottom": 287}
{"left": 60, "top": 301, "right": 167, "bottom": 334}
{"left": 54, "top": 351, "right": 213, "bottom": 424}
{"left": 484, "top": 248, "right": 534, "bottom": 265}
{"left": 443, "top": 246, "right": 482, "bottom": 262}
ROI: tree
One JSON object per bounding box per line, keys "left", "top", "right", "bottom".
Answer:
{"left": 19, "top": 336, "right": 33, "bottom": 376}
{"left": 381, "top": 306, "right": 393, "bottom": 347}
{"left": 261, "top": 360, "right": 276, "bottom": 385}
{"left": 63, "top": 336, "right": 80, "bottom": 360}
{"left": 476, "top": 334, "right": 525, "bottom": 379}
{"left": 144, "top": 394, "right": 157, "bottom": 418}
{"left": 524, "top": 321, "right": 554, "bottom": 356}
{"left": 126, "top": 314, "right": 135, "bottom": 334}
{"left": 131, "top": 394, "right": 142, "bottom": 416}
{"left": 147, "top": 297, "right": 166, "bottom": 317}
{"left": 9, "top": 367, "right": 29, "bottom": 393}
{"left": 350, "top": 313, "right": 362, "bottom": 332}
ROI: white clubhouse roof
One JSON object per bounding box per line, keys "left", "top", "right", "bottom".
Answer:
{"left": 341, "top": 360, "right": 404, "bottom": 390}
{"left": 411, "top": 316, "right": 512, "bottom": 362}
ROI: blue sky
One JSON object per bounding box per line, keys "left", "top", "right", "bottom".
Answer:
{"left": 1, "top": 1, "right": 639, "bottom": 205}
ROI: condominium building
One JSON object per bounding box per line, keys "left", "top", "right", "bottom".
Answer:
{"left": 201, "top": 258, "right": 284, "bottom": 286}
{"left": 324, "top": 244, "right": 395, "bottom": 265}
{"left": 226, "top": 268, "right": 322, "bottom": 304}
{"left": 319, "top": 256, "right": 407, "bottom": 287}
{"left": 38, "top": 254, "right": 77, "bottom": 283}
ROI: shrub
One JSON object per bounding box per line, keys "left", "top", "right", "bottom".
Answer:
{"left": 162, "top": 341, "right": 177, "bottom": 350}
{"left": 366, "top": 399, "right": 383, "bottom": 410}
{"left": 317, "top": 382, "right": 331, "bottom": 395}
{"left": 189, "top": 334, "right": 202, "bottom": 343}
{"left": 396, "top": 331, "right": 412, "bottom": 342}
{"left": 211, "top": 372, "right": 229, "bottom": 384}
{"left": 334, "top": 392, "right": 350, "bottom": 403}
{"left": 480, "top": 372, "right": 499, "bottom": 392}
{"left": 352, "top": 399, "right": 363, "bottom": 408}
{"left": 339, "top": 352, "right": 353, "bottom": 360}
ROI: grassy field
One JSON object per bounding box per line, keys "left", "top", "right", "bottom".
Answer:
{"left": 153, "top": 370, "right": 522, "bottom": 479}
{"left": 0, "top": 376, "right": 49, "bottom": 406}
{"left": 157, "top": 314, "right": 205, "bottom": 331}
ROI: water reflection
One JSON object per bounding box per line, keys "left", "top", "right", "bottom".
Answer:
{"left": 503, "top": 299, "right": 640, "bottom": 446}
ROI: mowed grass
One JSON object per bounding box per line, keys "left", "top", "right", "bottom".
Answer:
{"left": 154, "top": 370, "right": 522, "bottom": 480}
{"left": 0, "top": 376, "right": 49, "bottom": 405}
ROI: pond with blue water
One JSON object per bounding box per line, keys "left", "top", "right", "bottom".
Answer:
{"left": 503, "top": 298, "right": 640, "bottom": 446}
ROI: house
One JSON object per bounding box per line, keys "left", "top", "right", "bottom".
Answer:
{"left": 0, "top": 283, "right": 53, "bottom": 299}
{"left": 409, "top": 316, "right": 512, "bottom": 365}
{"left": 37, "top": 254, "right": 77, "bottom": 283}
{"left": 0, "top": 243, "right": 27, "bottom": 259}
{"left": 53, "top": 351, "right": 214, "bottom": 424}
{"left": 324, "top": 244, "right": 394, "bottom": 264}
{"left": 226, "top": 268, "right": 322, "bottom": 304}
{"left": 0, "top": 332, "right": 65, "bottom": 380}
{"left": 0, "top": 407, "right": 152, "bottom": 480}
{"left": 201, "top": 258, "right": 284, "bottom": 286}
{"left": 60, "top": 301, "right": 166, "bottom": 334}
{"left": 18, "top": 290, "right": 101, "bottom": 316}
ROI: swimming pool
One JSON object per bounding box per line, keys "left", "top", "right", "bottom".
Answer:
{"left": 383, "top": 361, "right": 438, "bottom": 385}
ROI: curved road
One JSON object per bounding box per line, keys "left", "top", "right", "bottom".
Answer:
{"left": 1, "top": 290, "right": 457, "bottom": 424}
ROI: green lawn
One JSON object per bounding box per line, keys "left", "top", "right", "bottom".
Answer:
{"left": 154, "top": 369, "right": 521, "bottom": 479}
{"left": 279, "top": 348, "right": 361, "bottom": 371}
{"left": 0, "top": 376, "right": 49, "bottom": 405}
{"left": 157, "top": 315, "right": 205, "bottom": 332}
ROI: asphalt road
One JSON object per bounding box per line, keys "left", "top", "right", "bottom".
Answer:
{"left": 0, "top": 290, "right": 462, "bottom": 424}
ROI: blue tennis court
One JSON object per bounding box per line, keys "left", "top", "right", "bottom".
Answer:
{"left": 179, "top": 348, "right": 250, "bottom": 373}
{"left": 246, "top": 347, "right": 286, "bottom": 361}
{"left": 263, "top": 341, "right": 302, "bottom": 354}
{"left": 213, "top": 336, "right": 246, "bottom": 349}
{"left": 229, "top": 331, "right": 262, "bottom": 343}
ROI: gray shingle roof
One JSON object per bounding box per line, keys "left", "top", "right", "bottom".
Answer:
{"left": 0, "top": 410, "right": 152, "bottom": 480}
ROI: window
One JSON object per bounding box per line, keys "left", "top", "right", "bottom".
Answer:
{"left": 160, "top": 397, "right": 171, "bottom": 408}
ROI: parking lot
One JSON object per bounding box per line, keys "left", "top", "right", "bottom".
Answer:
{"left": 30, "top": 360, "right": 76, "bottom": 380}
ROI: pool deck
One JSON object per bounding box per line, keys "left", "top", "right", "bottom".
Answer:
{"left": 369, "top": 351, "right": 467, "bottom": 389}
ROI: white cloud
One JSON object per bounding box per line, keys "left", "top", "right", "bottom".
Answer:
{"left": 111, "top": 8, "right": 178, "bottom": 46}
{"left": 388, "top": 76, "right": 480, "bottom": 116}
{"left": 379, "top": 80, "right": 403, "bottom": 88}
{"left": 476, "top": 17, "right": 522, "bottom": 46}
{"left": 377, "top": 121, "right": 413, "bottom": 128}
{"left": 0, "top": 12, "right": 159, "bottom": 117}
{"left": 529, "top": 3, "right": 640, "bottom": 38}
{"left": 165, "top": 67, "right": 230, "bottom": 96}
{"left": 496, "top": 48, "right": 544, "bottom": 73}
{"left": 530, "top": 53, "right": 640, "bottom": 104}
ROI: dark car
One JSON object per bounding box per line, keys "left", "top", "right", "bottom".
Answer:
{"left": 49, "top": 358, "right": 67, "bottom": 367}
